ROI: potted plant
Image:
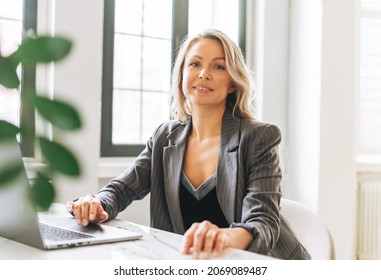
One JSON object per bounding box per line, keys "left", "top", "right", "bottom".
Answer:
{"left": 0, "top": 34, "right": 82, "bottom": 210}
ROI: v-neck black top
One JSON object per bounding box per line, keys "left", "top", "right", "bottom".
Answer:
{"left": 179, "top": 171, "right": 229, "bottom": 230}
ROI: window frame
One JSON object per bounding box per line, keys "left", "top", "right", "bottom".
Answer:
{"left": 101, "top": 0, "right": 246, "bottom": 157}
{"left": 20, "top": 0, "right": 37, "bottom": 157}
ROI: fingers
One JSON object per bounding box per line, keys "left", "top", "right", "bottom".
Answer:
{"left": 66, "top": 195, "right": 107, "bottom": 226}
{"left": 181, "top": 223, "right": 198, "bottom": 254}
{"left": 181, "top": 221, "right": 228, "bottom": 259}
{"left": 66, "top": 201, "right": 74, "bottom": 215}
{"left": 96, "top": 204, "right": 109, "bottom": 223}
{"left": 202, "top": 226, "right": 219, "bottom": 258}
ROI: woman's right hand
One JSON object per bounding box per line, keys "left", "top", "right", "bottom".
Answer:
{"left": 66, "top": 195, "right": 108, "bottom": 226}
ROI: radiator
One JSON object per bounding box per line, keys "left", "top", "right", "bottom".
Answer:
{"left": 357, "top": 181, "right": 381, "bottom": 260}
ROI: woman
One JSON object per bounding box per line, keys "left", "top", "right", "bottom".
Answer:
{"left": 67, "top": 29, "right": 310, "bottom": 260}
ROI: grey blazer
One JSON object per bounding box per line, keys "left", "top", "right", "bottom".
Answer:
{"left": 97, "top": 108, "right": 311, "bottom": 260}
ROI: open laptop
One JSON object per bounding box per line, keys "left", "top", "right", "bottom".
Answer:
{"left": 0, "top": 137, "right": 142, "bottom": 250}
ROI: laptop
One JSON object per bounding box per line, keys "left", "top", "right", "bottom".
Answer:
{"left": 0, "top": 137, "right": 142, "bottom": 250}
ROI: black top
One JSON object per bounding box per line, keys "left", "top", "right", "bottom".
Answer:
{"left": 179, "top": 177, "right": 229, "bottom": 230}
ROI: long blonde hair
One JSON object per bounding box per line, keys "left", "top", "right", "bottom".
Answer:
{"left": 170, "top": 29, "right": 255, "bottom": 121}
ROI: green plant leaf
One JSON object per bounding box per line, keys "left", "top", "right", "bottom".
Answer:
{"left": 39, "top": 137, "right": 81, "bottom": 176}
{"left": 0, "top": 56, "right": 20, "bottom": 88}
{"left": 15, "top": 36, "right": 72, "bottom": 64}
{"left": 0, "top": 120, "right": 20, "bottom": 140}
{"left": 28, "top": 95, "right": 82, "bottom": 130}
{"left": 29, "top": 172, "right": 55, "bottom": 210}
{"left": 0, "top": 163, "right": 23, "bottom": 188}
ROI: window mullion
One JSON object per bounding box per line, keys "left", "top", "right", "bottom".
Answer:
{"left": 101, "top": 0, "right": 116, "bottom": 156}
{"left": 20, "top": 0, "right": 37, "bottom": 157}
{"left": 238, "top": 0, "right": 247, "bottom": 55}
{"left": 172, "top": 0, "right": 189, "bottom": 66}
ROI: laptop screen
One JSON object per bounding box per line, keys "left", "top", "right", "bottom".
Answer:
{"left": 0, "top": 138, "right": 45, "bottom": 249}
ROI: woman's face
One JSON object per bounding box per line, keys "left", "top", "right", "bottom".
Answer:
{"left": 181, "top": 38, "right": 235, "bottom": 111}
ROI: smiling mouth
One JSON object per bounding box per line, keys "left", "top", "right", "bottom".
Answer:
{"left": 194, "top": 86, "right": 213, "bottom": 92}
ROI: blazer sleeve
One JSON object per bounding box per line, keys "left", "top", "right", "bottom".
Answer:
{"left": 231, "top": 123, "right": 283, "bottom": 255}
{"left": 95, "top": 124, "right": 164, "bottom": 220}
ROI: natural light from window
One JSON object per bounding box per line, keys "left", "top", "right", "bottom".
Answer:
{"left": 359, "top": 0, "right": 381, "bottom": 156}
{"left": 111, "top": 0, "right": 240, "bottom": 146}
{"left": 0, "top": 0, "right": 23, "bottom": 129}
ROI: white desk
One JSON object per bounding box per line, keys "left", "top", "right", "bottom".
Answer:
{"left": 0, "top": 203, "right": 274, "bottom": 260}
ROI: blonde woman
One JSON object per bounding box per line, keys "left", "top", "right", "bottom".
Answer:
{"left": 67, "top": 29, "right": 310, "bottom": 260}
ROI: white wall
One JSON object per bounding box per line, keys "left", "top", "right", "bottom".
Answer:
{"left": 255, "top": 0, "right": 358, "bottom": 259}
{"left": 318, "top": 0, "right": 358, "bottom": 259}
{"left": 250, "top": 0, "right": 289, "bottom": 138}
{"left": 44, "top": 0, "right": 104, "bottom": 202}
{"left": 252, "top": 0, "right": 322, "bottom": 207}
{"left": 287, "top": 0, "right": 321, "bottom": 209}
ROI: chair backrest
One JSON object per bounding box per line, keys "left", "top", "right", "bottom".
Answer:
{"left": 280, "top": 198, "right": 336, "bottom": 260}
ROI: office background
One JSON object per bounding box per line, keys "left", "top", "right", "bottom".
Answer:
{"left": 2, "top": 0, "right": 380, "bottom": 260}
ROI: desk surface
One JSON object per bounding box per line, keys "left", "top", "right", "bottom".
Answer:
{"left": 0, "top": 203, "right": 273, "bottom": 260}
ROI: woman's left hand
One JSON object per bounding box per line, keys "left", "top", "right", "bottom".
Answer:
{"left": 181, "top": 221, "right": 229, "bottom": 259}
{"left": 181, "top": 221, "right": 254, "bottom": 259}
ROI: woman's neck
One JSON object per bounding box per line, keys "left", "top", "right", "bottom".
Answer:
{"left": 190, "top": 106, "right": 224, "bottom": 141}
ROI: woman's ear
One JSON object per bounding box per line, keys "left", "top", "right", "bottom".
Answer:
{"left": 228, "top": 84, "right": 236, "bottom": 94}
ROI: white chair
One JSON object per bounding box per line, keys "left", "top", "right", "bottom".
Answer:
{"left": 280, "top": 198, "right": 336, "bottom": 260}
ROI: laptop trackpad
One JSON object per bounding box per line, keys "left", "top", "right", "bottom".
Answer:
{"left": 65, "top": 222, "right": 104, "bottom": 234}
{"left": 39, "top": 216, "right": 108, "bottom": 236}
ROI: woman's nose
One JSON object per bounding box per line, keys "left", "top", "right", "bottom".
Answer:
{"left": 198, "top": 68, "right": 211, "bottom": 80}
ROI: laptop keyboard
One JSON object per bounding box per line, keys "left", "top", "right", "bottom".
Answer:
{"left": 40, "top": 223, "right": 93, "bottom": 241}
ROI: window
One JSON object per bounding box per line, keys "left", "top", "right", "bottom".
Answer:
{"left": 0, "top": 0, "right": 37, "bottom": 156}
{"left": 101, "top": 0, "right": 246, "bottom": 157}
{"left": 358, "top": 0, "right": 381, "bottom": 156}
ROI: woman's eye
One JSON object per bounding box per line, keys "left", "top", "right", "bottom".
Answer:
{"left": 190, "top": 62, "right": 200, "bottom": 67}
{"left": 214, "top": 65, "right": 225, "bottom": 70}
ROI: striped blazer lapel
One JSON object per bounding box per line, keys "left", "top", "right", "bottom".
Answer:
{"left": 162, "top": 121, "right": 191, "bottom": 234}
{"left": 217, "top": 110, "right": 241, "bottom": 224}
